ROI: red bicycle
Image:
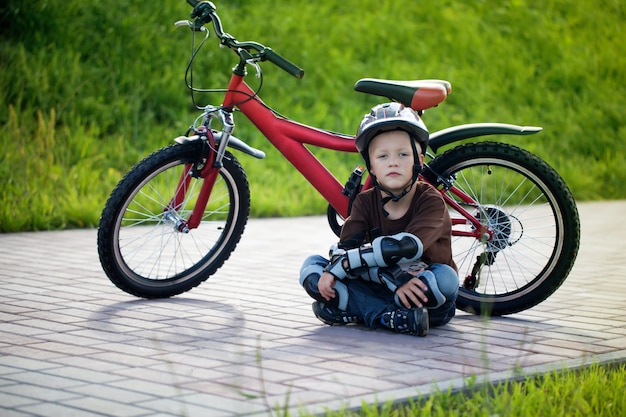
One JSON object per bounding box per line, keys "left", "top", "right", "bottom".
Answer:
{"left": 97, "top": 0, "right": 580, "bottom": 316}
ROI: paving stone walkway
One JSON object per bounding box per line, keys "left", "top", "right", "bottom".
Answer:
{"left": 1, "top": 201, "right": 625, "bottom": 417}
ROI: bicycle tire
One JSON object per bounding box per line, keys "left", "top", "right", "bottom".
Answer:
{"left": 426, "top": 142, "right": 580, "bottom": 316}
{"left": 326, "top": 205, "right": 343, "bottom": 237}
{"left": 97, "top": 142, "right": 250, "bottom": 298}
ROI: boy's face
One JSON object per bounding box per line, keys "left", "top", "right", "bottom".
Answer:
{"left": 368, "top": 130, "right": 424, "bottom": 194}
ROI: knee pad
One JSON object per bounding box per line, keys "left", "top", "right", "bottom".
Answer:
{"left": 391, "top": 270, "right": 446, "bottom": 309}
{"left": 333, "top": 280, "right": 349, "bottom": 311}
{"left": 299, "top": 263, "right": 348, "bottom": 310}
{"left": 416, "top": 270, "right": 446, "bottom": 309}
{"left": 324, "top": 232, "right": 423, "bottom": 279}
{"left": 427, "top": 264, "right": 460, "bottom": 300}
{"left": 300, "top": 263, "right": 327, "bottom": 304}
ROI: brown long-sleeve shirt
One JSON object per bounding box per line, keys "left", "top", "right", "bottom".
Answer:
{"left": 339, "top": 182, "right": 457, "bottom": 271}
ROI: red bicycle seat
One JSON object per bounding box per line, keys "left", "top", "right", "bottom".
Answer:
{"left": 354, "top": 78, "right": 451, "bottom": 112}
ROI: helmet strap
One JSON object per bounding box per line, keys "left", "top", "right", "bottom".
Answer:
{"left": 375, "top": 179, "right": 415, "bottom": 217}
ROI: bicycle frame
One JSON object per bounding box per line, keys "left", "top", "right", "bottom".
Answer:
{"left": 225, "top": 74, "right": 361, "bottom": 215}
{"left": 172, "top": 69, "right": 488, "bottom": 242}
{"left": 175, "top": 72, "right": 358, "bottom": 227}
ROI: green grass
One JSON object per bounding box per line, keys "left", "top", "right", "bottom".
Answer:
{"left": 303, "top": 363, "right": 625, "bottom": 417}
{"left": 1, "top": 0, "right": 625, "bottom": 232}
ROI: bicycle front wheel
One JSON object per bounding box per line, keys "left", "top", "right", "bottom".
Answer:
{"left": 427, "top": 142, "right": 580, "bottom": 316}
{"left": 97, "top": 142, "right": 250, "bottom": 298}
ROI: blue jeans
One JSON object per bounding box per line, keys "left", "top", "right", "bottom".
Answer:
{"left": 300, "top": 255, "right": 459, "bottom": 328}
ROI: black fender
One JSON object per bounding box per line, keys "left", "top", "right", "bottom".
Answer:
{"left": 428, "top": 123, "right": 542, "bottom": 154}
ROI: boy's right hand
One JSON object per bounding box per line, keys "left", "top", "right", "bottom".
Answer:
{"left": 318, "top": 272, "right": 337, "bottom": 301}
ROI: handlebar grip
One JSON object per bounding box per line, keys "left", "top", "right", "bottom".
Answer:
{"left": 187, "top": 0, "right": 201, "bottom": 7}
{"left": 264, "top": 48, "right": 305, "bottom": 79}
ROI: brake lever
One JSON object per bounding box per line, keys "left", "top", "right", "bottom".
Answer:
{"left": 174, "top": 20, "right": 209, "bottom": 35}
{"left": 174, "top": 20, "right": 193, "bottom": 29}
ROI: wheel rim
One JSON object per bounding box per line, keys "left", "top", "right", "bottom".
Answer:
{"left": 447, "top": 157, "right": 565, "bottom": 302}
{"left": 111, "top": 159, "right": 239, "bottom": 284}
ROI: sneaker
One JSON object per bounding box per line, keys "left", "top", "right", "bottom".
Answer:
{"left": 312, "top": 302, "right": 361, "bottom": 326}
{"left": 381, "top": 308, "right": 429, "bottom": 337}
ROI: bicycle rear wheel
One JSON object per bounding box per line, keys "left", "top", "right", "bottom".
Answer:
{"left": 97, "top": 142, "right": 250, "bottom": 298}
{"left": 426, "top": 142, "right": 580, "bottom": 316}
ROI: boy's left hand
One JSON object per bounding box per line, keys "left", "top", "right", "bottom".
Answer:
{"left": 396, "top": 278, "right": 429, "bottom": 309}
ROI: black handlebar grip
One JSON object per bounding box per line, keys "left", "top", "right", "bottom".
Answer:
{"left": 187, "top": 0, "right": 201, "bottom": 7}
{"left": 264, "top": 48, "right": 305, "bottom": 79}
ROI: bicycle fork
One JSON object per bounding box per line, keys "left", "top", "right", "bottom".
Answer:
{"left": 165, "top": 108, "right": 235, "bottom": 233}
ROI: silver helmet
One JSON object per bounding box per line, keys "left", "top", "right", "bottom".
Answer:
{"left": 355, "top": 102, "right": 429, "bottom": 162}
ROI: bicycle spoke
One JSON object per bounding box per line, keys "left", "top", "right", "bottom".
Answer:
{"left": 435, "top": 146, "right": 568, "bottom": 307}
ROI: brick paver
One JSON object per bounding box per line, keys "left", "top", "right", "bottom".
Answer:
{"left": 1, "top": 201, "right": 625, "bottom": 416}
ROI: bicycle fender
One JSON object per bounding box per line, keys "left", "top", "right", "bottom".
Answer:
{"left": 174, "top": 132, "right": 266, "bottom": 159}
{"left": 428, "top": 123, "right": 542, "bottom": 154}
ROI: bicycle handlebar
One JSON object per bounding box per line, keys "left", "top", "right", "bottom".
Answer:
{"left": 263, "top": 48, "right": 305, "bottom": 79}
{"left": 185, "top": 0, "right": 304, "bottom": 79}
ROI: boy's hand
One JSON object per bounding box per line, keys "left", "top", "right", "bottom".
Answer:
{"left": 396, "top": 278, "right": 429, "bottom": 309}
{"left": 318, "top": 272, "right": 337, "bottom": 301}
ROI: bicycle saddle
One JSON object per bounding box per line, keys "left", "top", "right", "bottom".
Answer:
{"left": 354, "top": 78, "right": 451, "bottom": 112}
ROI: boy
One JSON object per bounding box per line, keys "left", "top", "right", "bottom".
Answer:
{"left": 299, "top": 102, "right": 458, "bottom": 336}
